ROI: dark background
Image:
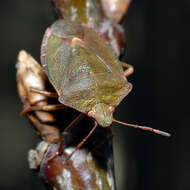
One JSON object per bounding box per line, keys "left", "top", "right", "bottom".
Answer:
{"left": 0, "top": 0, "right": 189, "bottom": 190}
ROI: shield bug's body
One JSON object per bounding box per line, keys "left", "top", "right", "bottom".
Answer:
{"left": 39, "top": 20, "right": 170, "bottom": 139}
{"left": 21, "top": 20, "right": 170, "bottom": 163}
{"left": 41, "top": 20, "right": 133, "bottom": 127}
{"left": 21, "top": 5, "right": 170, "bottom": 163}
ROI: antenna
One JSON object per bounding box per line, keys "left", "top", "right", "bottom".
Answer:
{"left": 112, "top": 119, "right": 171, "bottom": 137}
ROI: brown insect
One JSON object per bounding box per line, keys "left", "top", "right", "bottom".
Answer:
{"left": 17, "top": 50, "right": 62, "bottom": 143}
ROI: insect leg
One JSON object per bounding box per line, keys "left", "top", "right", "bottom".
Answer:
{"left": 21, "top": 104, "right": 66, "bottom": 116}
{"left": 61, "top": 113, "right": 85, "bottom": 140}
{"left": 30, "top": 88, "right": 58, "bottom": 98}
{"left": 47, "top": 113, "right": 85, "bottom": 162}
{"left": 120, "top": 62, "right": 134, "bottom": 77}
{"left": 64, "top": 121, "right": 98, "bottom": 162}
{"left": 58, "top": 113, "right": 85, "bottom": 154}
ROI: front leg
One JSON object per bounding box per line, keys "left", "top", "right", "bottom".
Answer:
{"left": 47, "top": 113, "right": 85, "bottom": 162}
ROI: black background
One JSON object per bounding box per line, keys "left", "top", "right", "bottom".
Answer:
{"left": 0, "top": 0, "right": 189, "bottom": 190}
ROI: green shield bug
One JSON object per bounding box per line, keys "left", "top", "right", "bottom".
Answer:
{"left": 40, "top": 20, "right": 170, "bottom": 135}
{"left": 23, "top": 19, "right": 170, "bottom": 160}
{"left": 40, "top": 19, "right": 133, "bottom": 127}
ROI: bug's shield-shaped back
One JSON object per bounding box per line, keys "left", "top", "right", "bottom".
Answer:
{"left": 41, "top": 20, "right": 132, "bottom": 115}
{"left": 59, "top": 37, "right": 132, "bottom": 114}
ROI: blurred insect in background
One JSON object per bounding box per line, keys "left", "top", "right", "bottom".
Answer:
{"left": 17, "top": 50, "right": 61, "bottom": 143}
